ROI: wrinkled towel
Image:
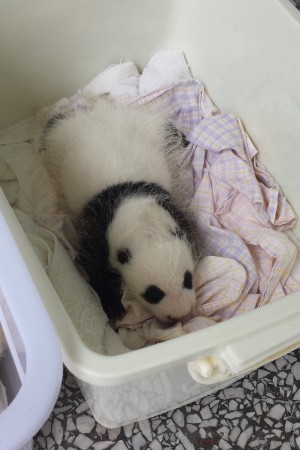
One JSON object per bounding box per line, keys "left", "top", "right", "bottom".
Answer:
{"left": 2, "top": 49, "right": 300, "bottom": 351}
{"left": 112, "top": 83, "right": 300, "bottom": 345}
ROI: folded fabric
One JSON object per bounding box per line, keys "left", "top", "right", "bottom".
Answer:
{"left": 108, "top": 65, "right": 299, "bottom": 346}
{"left": 138, "top": 48, "right": 192, "bottom": 95}
{"left": 82, "top": 61, "right": 139, "bottom": 97}
{"left": 15, "top": 211, "right": 128, "bottom": 356}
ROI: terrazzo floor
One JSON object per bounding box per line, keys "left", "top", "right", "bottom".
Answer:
{"left": 34, "top": 350, "right": 300, "bottom": 450}
{"left": 33, "top": 2, "right": 300, "bottom": 449}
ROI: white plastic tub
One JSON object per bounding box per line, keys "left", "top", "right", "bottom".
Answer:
{"left": 0, "top": 188, "right": 63, "bottom": 449}
{"left": 1, "top": 0, "right": 300, "bottom": 431}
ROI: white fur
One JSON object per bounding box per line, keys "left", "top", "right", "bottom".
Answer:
{"left": 42, "top": 98, "right": 174, "bottom": 216}
{"left": 108, "top": 197, "right": 196, "bottom": 322}
{"left": 42, "top": 98, "right": 197, "bottom": 322}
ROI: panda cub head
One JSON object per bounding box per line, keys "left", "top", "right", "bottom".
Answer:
{"left": 108, "top": 195, "right": 197, "bottom": 323}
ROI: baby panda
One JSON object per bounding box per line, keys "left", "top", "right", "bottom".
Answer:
{"left": 41, "top": 98, "right": 200, "bottom": 323}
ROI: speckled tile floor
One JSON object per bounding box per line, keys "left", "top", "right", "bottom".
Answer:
{"left": 33, "top": 2, "right": 300, "bottom": 449}
{"left": 34, "top": 350, "right": 300, "bottom": 450}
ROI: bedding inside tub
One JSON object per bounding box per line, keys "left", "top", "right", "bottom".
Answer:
{"left": 1, "top": 49, "right": 299, "bottom": 355}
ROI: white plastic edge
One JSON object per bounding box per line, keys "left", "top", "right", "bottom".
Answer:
{"left": 276, "top": 0, "right": 300, "bottom": 26}
{"left": 0, "top": 303, "right": 25, "bottom": 383}
{"left": 0, "top": 194, "right": 63, "bottom": 450}
{"left": 1, "top": 187, "right": 300, "bottom": 388}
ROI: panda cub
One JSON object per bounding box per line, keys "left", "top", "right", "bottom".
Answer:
{"left": 41, "top": 98, "right": 200, "bottom": 323}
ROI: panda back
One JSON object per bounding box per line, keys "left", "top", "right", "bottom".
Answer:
{"left": 42, "top": 99, "right": 175, "bottom": 215}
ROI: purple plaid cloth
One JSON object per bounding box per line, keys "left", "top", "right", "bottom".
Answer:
{"left": 112, "top": 79, "right": 300, "bottom": 336}
{"left": 36, "top": 75, "right": 300, "bottom": 341}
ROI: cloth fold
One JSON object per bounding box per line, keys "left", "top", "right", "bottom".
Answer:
{"left": 15, "top": 210, "right": 129, "bottom": 355}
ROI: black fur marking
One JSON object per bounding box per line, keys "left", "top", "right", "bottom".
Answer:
{"left": 166, "top": 121, "right": 190, "bottom": 148}
{"left": 183, "top": 270, "right": 193, "bottom": 290}
{"left": 45, "top": 113, "right": 66, "bottom": 130}
{"left": 182, "top": 134, "right": 190, "bottom": 148}
{"left": 40, "top": 113, "right": 67, "bottom": 153}
{"left": 170, "top": 227, "right": 186, "bottom": 240}
{"left": 117, "top": 248, "right": 132, "bottom": 264}
{"left": 87, "top": 267, "right": 125, "bottom": 319}
{"left": 75, "top": 194, "right": 125, "bottom": 319}
{"left": 142, "top": 285, "right": 166, "bottom": 304}
{"left": 76, "top": 181, "right": 194, "bottom": 319}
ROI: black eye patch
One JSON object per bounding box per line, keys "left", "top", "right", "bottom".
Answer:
{"left": 117, "top": 248, "right": 132, "bottom": 264}
{"left": 183, "top": 271, "right": 193, "bottom": 290}
{"left": 142, "top": 285, "right": 166, "bottom": 304}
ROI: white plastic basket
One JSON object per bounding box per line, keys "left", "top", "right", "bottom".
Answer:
{"left": 0, "top": 189, "right": 62, "bottom": 450}
{"left": 0, "top": 0, "right": 300, "bottom": 433}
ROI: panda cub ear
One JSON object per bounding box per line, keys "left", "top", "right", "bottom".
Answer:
{"left": 117, "top": 248, "right": 132, "bottom": 264}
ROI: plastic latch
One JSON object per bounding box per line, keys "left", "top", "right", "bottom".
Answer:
{"left": 187, "top": 356, "right": 233, "bottom": 384}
